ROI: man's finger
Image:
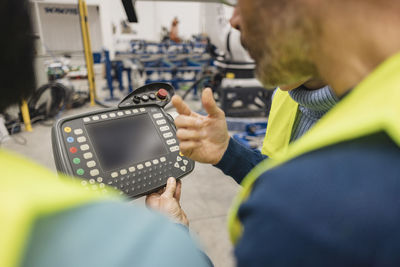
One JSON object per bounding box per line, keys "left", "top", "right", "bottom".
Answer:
{"left": 174, "top": 115, "right": 203, "bottom": 129}
{"left": 145, "top": 194, "right": 159, "bottom": 207}
{"left": 179, "top": 140, "right": 201, "bottom": 153}
{"left": 176, "top": 128, "right": 205, "bottom": 141}
{"left": 174, "top": 179, "right": 182, "bottom": 202}
{"left": 202, "top": 88, "right": 222, "bottom": 117}
{"left": 163, "top": 177, "right": 177, "bottom": 198}
{"left": 172, "top": 95, "right": 192, "bottom": 116}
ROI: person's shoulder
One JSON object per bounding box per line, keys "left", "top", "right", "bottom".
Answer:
{"left": 23, "top": 201, "right": 212, "bottom": 267}
{"left": 235, "top": 132, "right": 400, "bottom": 266}
{"left": 260, "top": 131, "right": 400, "bottom": 185}
{"left": 247, "top": 131, "right": 400, "bottom": 230}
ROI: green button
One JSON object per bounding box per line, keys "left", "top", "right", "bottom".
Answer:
{"left": 77, "top": 169, "right": 84, "bottom": 175}
{"left": 73, "top": 158, "right": 81, "bottom": 164}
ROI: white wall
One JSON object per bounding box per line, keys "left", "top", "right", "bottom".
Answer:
{"left": 111, "top": 1, "right": 202, "bottom": 41}
{"left": 30, "top": 1, "right": 216, "bottom": 57}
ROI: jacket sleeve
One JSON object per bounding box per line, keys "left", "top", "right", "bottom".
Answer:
{"left": 214, "top": 137, "right": 267, "bottom": 184}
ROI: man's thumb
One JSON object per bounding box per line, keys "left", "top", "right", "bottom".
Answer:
{"left": 202, "top": 88, "right": 221, "bottom": 117}
{"left": 163, "top": 177, "right": 177, "bottom": 198}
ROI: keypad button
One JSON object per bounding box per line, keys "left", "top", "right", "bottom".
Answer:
{"left": 137, "top": 164, "right": 144, "bottom": 170}
{"left": 77, "top": 136, "right": 87, "bottom": 143}
{"left": 83, "top": 117, "right": 91, "bottom": 122}
{"left": 141, "top": 95, "right": 150, "bottom": 102}
{"left": 67, "top": 137, "right": 74, "bottom": 143}
{"left": 73, "top": 158, "right": 81, "bottom": 165}
{"left": 180, "top": 166, "right": 186, "bottom": 172}
{"left": 81, "top": 180, "right": 88, "bottom": 187}
{"left": 170, "top": 146, "right": 179, "bottom": 152}
{"left": 80, "top": 144, "right": 89, "bottom": 151}
{"left": 99, "top": 183, "right": 105, "bottom": 188}
{"left": 167, "top": 139, "right": 177, "bottom": 145}
{"left": 90, "top": 169, "right": 100, "bottom": 177}
{"left": 129, "top": 166, "right": 135, "bottom": 172}
{"left": 92, "top": 116, "right": 100, "bottom": 121}
{"left": 153, "top": 113, "right": 163, "bottom": 119}
{"left": 77, "top": 169, "right": 84, "bottom": 175}
{"left": 117, "top": 112, "right": 124, "bottom": 116}
{"left": 109, "top": 113, "right": 116, "bottom": 118}
{"left": 132, "top": 109, "right": 139, "bottom": 113}
{"left": 160, "top": 157, "right": 166, "bottom": 162}
{"left": 74, "top": 129, "right": 83, "bottom": 135}
{"left": 177, "top": 156, "right": 182, "bottom": 161}
{"left": 120, "top": 169, "right": 127, "bottom": 175}
{"left": 174, "top": 162, "right": 180, "bottom": 168}
{"left": 156, "top": 119, "right": 167, "bottom": 125}
{"left": 83, "top": 152, "right": 93, "bottom": 159}
{"left": 145, "top": 162, "right": 151, "bottom": 167}
{"left": 101, "top": 114, "right": 108, "bottom": 119}
{"left": 87, "top": 161, "right": 96, "bottom": 168}
{"left": 97, "top": 177, "right": 103, "bottom": 183}
{"left": 160, "top": 126, "right": 170, "bottom": 132}
{"left": 125, "top": 110, "right": 132, "bottom": 115}
{"left": 152, "top": 159, "right": 159, "bottom": 165}
{"left": 183, "top": 160, "right": 188, "bottom": 166}
{"left": 70, "top": 147, "right": 78, "bottom": 154}
{"left": 64, "top": 127, "right": 72, "bottom": 133}
{"left": 149, "top": 93, "right": 156, "bottom": 100}
{"left": 163, "top": 132, "right": 173, "bottom": 138}
{"left": 140, "top": 108, "right": 146, "bottom": 112}
{"left": 89, "top": 179, "right": 96, "bottom": 184}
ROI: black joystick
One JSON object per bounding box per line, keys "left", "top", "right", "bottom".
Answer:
{"left": 132, "top": 95, "right": 141, "bottom": 104}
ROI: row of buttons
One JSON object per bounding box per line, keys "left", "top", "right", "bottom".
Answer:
{"left": 107, "top": 164, "right": 173, "bottom": 195}
{"left": 110, "top": 157, "right": 167, "bottom": 179}
{"left": 82, "top": 108, "right": 146, "bottom": 123}
{"left": 65, "top": 125, "right": 100, "bottom": 178}
{"left": 64, "top": 127, "right": 83, "bottom": 135}
{"left": 151, "top": 113, "right": 179, "bottom": 153}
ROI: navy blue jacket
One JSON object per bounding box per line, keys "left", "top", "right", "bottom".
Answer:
{"left": 217, "top": 132, "right": 400, "bottom": 266}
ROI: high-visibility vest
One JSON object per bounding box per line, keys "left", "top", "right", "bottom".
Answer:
{"left": 261, "top": 89, "right": 299, "bottom": 158}
{"left": 228, "top": 52, "right": 400, "bottom": 244}
{"left": 0, "top": 150, "right": 117, "bottom": 267}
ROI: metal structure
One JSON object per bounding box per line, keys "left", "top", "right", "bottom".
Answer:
{"left": 78, "top": 0, "right": 96, "bottom": 106}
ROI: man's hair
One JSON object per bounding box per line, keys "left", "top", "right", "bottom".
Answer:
{"left": 0, "top": 0, "right": 35, "bottom": 112}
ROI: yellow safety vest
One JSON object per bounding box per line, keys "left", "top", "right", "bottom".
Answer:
{"left": 261, "top": 89, "right": 299, "bottom": 158}
{"left": 229, "top": 52, "right": 400, "bottom": 244}
{"left": 0, "top": 150, "right": 117, "bottom": 267}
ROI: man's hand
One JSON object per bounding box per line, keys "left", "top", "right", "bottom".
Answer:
{"left": 172, "top": 88, "right": 230, "bottom": 165}
{"left": 146, "top": 177, "right": 189, "bottom": 227}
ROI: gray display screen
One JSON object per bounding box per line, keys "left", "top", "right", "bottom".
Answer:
{"left": 85, "top": 113, "right": 168, "bottom": 172}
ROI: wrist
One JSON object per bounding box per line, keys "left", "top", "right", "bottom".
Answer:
{"left": 212, "top": 136, "right": 231, "bottom": 165}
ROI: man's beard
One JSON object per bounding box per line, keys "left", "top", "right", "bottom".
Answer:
{"left": 253, "top": 36, "right": 318, "bottom": 89}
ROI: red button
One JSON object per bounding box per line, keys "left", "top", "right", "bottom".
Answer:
{"left": 156, "top": 89, "right": 168, "bottom": 100}
{"left": 70, "top": 147, "right": 78, "bottom": 154}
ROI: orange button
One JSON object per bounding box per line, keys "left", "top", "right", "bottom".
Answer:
{"left": 70, "top": 147, "right": 78, "bottom": 154}
{"left": 64, "top": 127, "right": 72, "bottom": 133}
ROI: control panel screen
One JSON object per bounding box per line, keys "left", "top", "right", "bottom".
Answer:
{"left": 85, "top": 114, "right": 168, "bottom": 172}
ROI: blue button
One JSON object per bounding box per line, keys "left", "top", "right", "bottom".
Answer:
{"left": 67, "top": 137, "right": 74, "bottom": 143}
